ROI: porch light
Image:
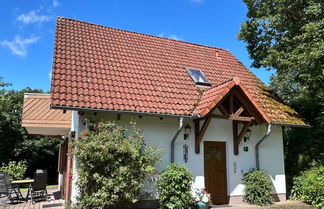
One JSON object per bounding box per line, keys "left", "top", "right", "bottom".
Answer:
{"left": 184, "top": 124, "right": 191, "bottom": 140}
{"left": 243, "top": 129, "right": 252, "bottom": 142}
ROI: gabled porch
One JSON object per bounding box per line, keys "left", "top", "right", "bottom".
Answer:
{"left": 194, "top": 77, "right": 271, "bottom": 155}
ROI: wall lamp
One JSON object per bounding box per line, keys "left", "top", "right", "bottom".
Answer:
{"left": 184, "top": 124, "right": 191, "bottom": 140}
{"left": 244, "top": 129, "right": 252, "bottom": 142}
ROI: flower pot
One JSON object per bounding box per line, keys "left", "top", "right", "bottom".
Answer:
{"left": 196, "top": 201, "right": 208, "bottom": 209}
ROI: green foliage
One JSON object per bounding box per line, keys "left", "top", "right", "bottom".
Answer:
{"left": 0, "top": 76, "right": 11, "bottom": 87}
{"left": 15, "top": 136, "right": 61, "bottom": 184}
{"left": 157, "top": 164, "right": 193, "bottom": 209}
{"left": 0, "top": 77, "right": 60, "bottom": 184}
{"left": 290, "top": 162, "right": 324, "bottom": 209}
{"left": 0, "top": 161, "right": 27, "bottom": 181}
{"left": 75, "top": 122, "right": 161, "bottom": 209}
{"left": 238, "top": 0, "right": 324, "bottom": 96}
{"left": 238, "top": 0, "right": 324, "bottom": 122}
{"left": 283, "top": 125, "right": 324, "bottom": 195}
{"left": 238, "top": 0, "right": 324, "bottom": 196}
{"left": 0, "top": 86, "right": 44, "bottom": 161}
{"left": 243, "top": 169, "right": 273, "bottom": 206}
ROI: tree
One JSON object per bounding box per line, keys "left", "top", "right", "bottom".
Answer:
{"left": 75, "top": 122, "right": 161, "bottom": 208}
{"left": 0, "top": 76, "right": 11, "bottom": 87}
{"left": 238, "top": 0, "right": 323, "bottom": 100}
{"left": 238, "top": 0, "right": 324, "bottom": 194}
{"left": 0, "top": 77, "right": 60, "bottom": 184}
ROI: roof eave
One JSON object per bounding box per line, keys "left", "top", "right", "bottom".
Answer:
{"left": 271, "top": 122, "right": 311, "bottom": 128}
{"left": 51, "top": 105, "right": 193, "bottom": 119}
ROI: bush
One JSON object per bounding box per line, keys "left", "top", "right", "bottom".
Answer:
{"left": 243, "top": 169, "right": 273, "bottom": 206}
{"left": 290, "top": 162, "right": 324, "bottom": 209}
{"left": 75, "top": 122, "right": 161, "bottom": 209}
{"left": 157, "top": 163, "right": 193, "bottom": 209}
{"left": 0, "top": 161, "right": 27, "bottom": 181}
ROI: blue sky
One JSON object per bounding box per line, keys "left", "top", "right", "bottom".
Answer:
{"left": 0, "top": 0, "right": 274, "bottom": 91}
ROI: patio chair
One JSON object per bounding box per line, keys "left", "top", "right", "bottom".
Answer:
{"left": 28, "top": 170, "right": 48, "bottom": 203}
{"left": 0, "top": 172, "right": 23, "bottom": 203}
{"left": 36, "top": 169, "right": 46, "bottom": 173}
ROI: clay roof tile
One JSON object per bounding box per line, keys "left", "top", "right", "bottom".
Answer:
{"left": 50, "top": 17, "right": 305, "bottom": 125}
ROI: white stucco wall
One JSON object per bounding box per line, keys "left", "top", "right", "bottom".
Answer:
{"left": 71, "top": 111, "right": 286, "bottom": 202}
{"left": 71, "top": 111, "right": 80, "bottom": 203}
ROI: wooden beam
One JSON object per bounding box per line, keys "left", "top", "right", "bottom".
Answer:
{"left": 195, "top": 116, "right": 212, "bottom": 154}
{"left": 212, "top": 114, "right": 254, "bottom": 122}
{"left": 230, "top": 116, "right": 254, "bottom": 122}
{"left": 229, "top": 93, "right": 233, "bottom": 115}
{"left": 233, "top": 107, "right": 244, "bottom": 117}
{"left": 218, "top": 104, "right": 229, "bottom": 117}
{"left": 232, "top": 89, "right": 263, "bottom": 124}
{"left": 234, "top": 121, "right": 253, "bottom": 155}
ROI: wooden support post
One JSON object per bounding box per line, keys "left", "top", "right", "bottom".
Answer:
{"left": 233, "top": 121, "right": 238, "bottom": 155}
{"left": 233, "top": 121, "right": 253, "bottom": 155}
{"left": 195, "top": 116, "right": 212, "bottom": 154}
{"left": 229, "top": 93, "right": 233, "bottom": 114}
{"left": 194, "top": 119, "right": 200, "bottom": 153}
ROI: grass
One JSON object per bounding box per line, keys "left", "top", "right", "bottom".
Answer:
{"left": 19, "top": 185, "right": 58, "bottom": 192}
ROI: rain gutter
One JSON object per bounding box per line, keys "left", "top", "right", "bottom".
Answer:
{"left": 255, "top": 124, "right": 271, "bottom": 169}
{"left": 171, "top": 117, "right": 184, "bottom": 163}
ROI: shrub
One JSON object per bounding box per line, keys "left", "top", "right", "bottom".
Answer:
{"left": 0, "top": 161, "right": 27, "bottom": 181}
{"left": 243, "top": 169, "right": 273, "bottom": 206}
{"left": 290, "top": 162, "right": 324, "bottom": 209}
{"left": 157, "top": 163, "right": 193, "bottom": 209}
{"left": 75, "top": 122, "right": 161, "bottom": 209}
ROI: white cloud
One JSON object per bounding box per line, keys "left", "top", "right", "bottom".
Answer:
{"left": 169, "top": 34, "right": 181, "bottom": 41}
{"left": 0, "top": 36, "right": 40, "bottom": 57}
{"left": 17, "top": 11, "right": 51, "bottom": 24}
{"left": 157, "top": 33, "right": 182, "bottom": 41}
{"left": 52, "top": 0, "right": 60, "bottom": 8}
{"left": 158, "top": 33, "right": 165, "bottom": 38}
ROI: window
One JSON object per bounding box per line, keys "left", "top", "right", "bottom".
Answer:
{"left": 186, "top": 68, "right": 211, "bottom": 86}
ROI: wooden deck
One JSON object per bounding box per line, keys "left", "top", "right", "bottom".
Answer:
{"left": 0, "top": 188, "right": 64, "bottom": 209}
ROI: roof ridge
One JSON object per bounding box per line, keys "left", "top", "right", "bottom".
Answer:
{"left": 210, "top": 77, "right": 237, "bottom": 89}
{"left": 56, "top": 17, "right": 229, "bottom": 52}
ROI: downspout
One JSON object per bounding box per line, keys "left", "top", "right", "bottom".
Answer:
{"left": 171, "top": 117, "right": 184, "bottom": 163}
{"left": 255, "top": 124, "right": 272, "bottom": 169}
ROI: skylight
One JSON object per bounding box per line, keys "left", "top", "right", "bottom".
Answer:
{"left": 186, "top": 68, "right": 211, "bottom": 86}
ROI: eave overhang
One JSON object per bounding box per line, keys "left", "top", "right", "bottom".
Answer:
{"left": 22, "top": 94, "right": 71, "bottom": 136}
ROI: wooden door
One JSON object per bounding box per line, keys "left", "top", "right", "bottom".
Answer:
{"left": 204, "top": 141, "right": 228, "bottom": 204}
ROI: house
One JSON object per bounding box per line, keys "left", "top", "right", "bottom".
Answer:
{"left": 22, "top": 17, "right": 307, "bottom": 206}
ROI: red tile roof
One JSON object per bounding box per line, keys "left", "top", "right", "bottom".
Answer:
{"left": 51, "top": 17, "right": 305, "bottom": 126}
